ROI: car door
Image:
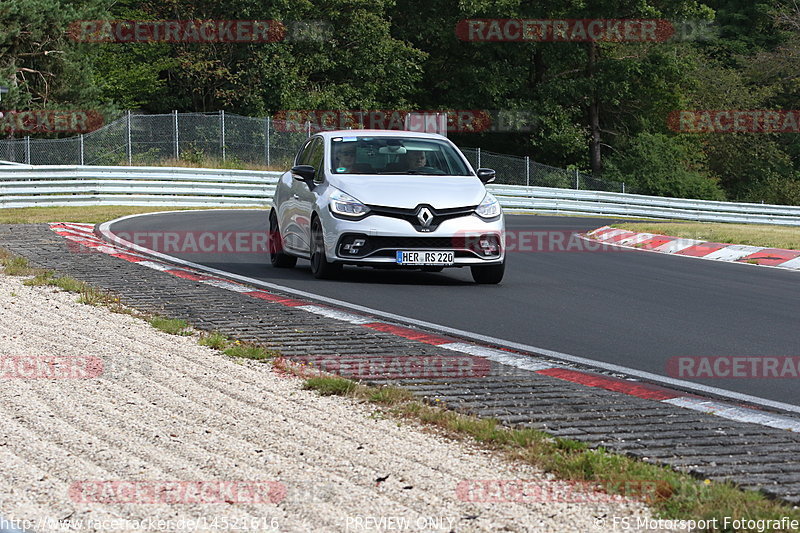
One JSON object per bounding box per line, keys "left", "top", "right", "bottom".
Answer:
{"left": 295, "top": 137, "right": 324, "bottom": 254}
{"left": 281, "top": 138, "right": 315, "bottom": 253}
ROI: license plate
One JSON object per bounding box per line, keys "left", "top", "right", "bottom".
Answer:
{"left": 395, "top": 250, "right": 454, "bottom": 266}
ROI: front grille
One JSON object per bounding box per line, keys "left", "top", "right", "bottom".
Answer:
{"left": 367, "top": 204, "right": 477, "bottom": 232}
{"left": 369, "top": 236, "right": 464, "bottom": 249}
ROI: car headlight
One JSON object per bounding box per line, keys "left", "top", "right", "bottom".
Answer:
{"left": 475, "top": 192, "right": 501, "bottom": 219}
{"left": 329, "top": 189, "right": 370, "bottom": 218}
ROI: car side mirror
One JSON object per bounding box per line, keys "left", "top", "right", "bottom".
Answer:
{"left": 292, "top": 165, "right": 316, "bottom": 184}
{"left": 476, "top": 168, "right": 496, "bottom": 184}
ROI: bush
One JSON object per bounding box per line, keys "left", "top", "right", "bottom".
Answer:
{"left": 604, "top": 133, "right": 726, "bottom": 200}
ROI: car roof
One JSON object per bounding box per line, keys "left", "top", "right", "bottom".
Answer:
{"left": 315, "top": 130, "right": 449, "bottom": 141}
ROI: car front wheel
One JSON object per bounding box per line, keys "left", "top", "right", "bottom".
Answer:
{"left": 310, "top": 218, "right": 342, "bottom": 279}
{"left": 470, "top": 261, "right": 505, "bottom": 284}
{"left": 269, "top": 209, "right": 297, "bottom": 268}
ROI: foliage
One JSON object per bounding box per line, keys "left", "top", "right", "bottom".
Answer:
{"left": 604, "top": 132, "right": 726, "bottom": 199}
{"left": 2, "top": 0, "right": 800, "bottom": 202}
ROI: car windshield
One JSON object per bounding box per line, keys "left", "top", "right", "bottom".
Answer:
{"left": 330, "top": 136, "right": 471, "bottom": 176}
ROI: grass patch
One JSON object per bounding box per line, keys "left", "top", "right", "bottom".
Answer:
{"left": 51, "top": 276, "right": 88, "bottom": 293}
{"left": 148, "top": 316, "right": 192, "bottom": 336}
{"left": 0, "top": 205, "right": 262, "bottom": 225}
{"left": 150, "top": 156, "right": 288, "bottom": 172}
{"left": 199, "top": 332, "right": 231, "bottom": 350}
{"left": 22, "top": 270, "right": 56, "bottom": 286}
{"left": 2, "top": 248, "right": 133, "bottom": 314}
{"left": 1, "top": 256, "right": 34, "bottom": 276}
{"left": 77, "top": 287, "right": 119, "bottom": 306}
{"left": 223, "top": 342, "right": 276, "bottom": 361}
{"left": 303, "top": 376, "right": 359, "bottom": 396}
{"left": 613, "top": 222, "right": 800, "bottom": 250}
{"left": 303, "top": 375, "right": 800, "bottom": 530}
{"left": 0, "top": 250, "right": 50, "bottom": 277}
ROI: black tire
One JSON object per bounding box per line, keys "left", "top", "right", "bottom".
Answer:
{"left": 310, "top": 218, "right": 342, "bottom": 279}
{"left": 470, "top": 261, "right": 505, "bottom": 284}
{"left": 269, "top": 209, "right": 297, "bottom": 268}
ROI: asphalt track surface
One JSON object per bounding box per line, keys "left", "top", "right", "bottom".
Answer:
{"left": 110, "top": 211, "right": 800, "bottom": 408}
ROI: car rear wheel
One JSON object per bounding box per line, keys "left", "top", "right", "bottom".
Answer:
{"left": 268, "top": 209, "right": 297, "bottom": 268}
{"left": 471, "top": 261, "right": 505, "bottom": 284}
{"left": 310, "top": 218, "right": 342, "bottom": 279}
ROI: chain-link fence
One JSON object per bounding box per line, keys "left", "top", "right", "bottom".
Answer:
{"left": 0, "top": 111, "right": 627, "bottom": 192}
{"left": 460, "top": 148, "right": 628, "bottom": 193}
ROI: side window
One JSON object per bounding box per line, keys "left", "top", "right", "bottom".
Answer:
{"left": 308, "top": 138, "right": 325, "bottom": 183}
{"left": 295, "top": 139, "right": 315, "bottom": 166}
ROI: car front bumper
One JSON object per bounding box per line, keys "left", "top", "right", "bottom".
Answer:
{"left": 319, "top": 210, "right": 506, "bottom": 266}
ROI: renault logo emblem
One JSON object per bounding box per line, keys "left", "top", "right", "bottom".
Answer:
{"left": 417, "top": 207, "right": 434, "bottom": 227}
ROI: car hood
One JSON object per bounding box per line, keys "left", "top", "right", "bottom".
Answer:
{"left": 327, "top": 175, "right": 486, "bottom": 209}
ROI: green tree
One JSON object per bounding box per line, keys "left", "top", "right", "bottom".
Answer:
{"left": 0, "top": 0, "right": 110, "bottom": 114}
{"left": 603, "top": 132, "right": 726, "bottom": 199}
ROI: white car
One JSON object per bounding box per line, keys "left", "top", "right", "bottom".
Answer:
{"left": 268, "top": 130, "right": 505, "bottom": 283}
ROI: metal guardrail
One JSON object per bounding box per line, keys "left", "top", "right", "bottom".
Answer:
{"left": 2, "top": 165, "right": 800, "bottom": 225}
{"left": 0, "top": 166, "right": 281, "bottom": 208}
{"left": 490, "top": 184, "right": 800, "bottom": 225}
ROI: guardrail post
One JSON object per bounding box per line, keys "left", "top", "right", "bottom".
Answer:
{"left": 173, "top": 110, "right": 179, "bottom": 160}
{"left": 575, "top": 168, "right": 579, "bottom": 190}
{"left": 306, "top": 120, "right": 311, "bottom": 138}
{"left": 220, "top": 110, "right": 226, "bottom": 162}
{"left": 477, "top": 147, "right": 481, "bottom": 168}
{"left": 265, "top": 116, "right": 271, "bottom": 167}
{"left": 525, "top": 156, "right": 530, "bottom": 186}
{"left": 126, "top": 110, "right": 132, "bottom": 165}
{"left": 622, "top": 182, "right": 625, "bottom": 194}
{"left": 80, "top": 134, "right": 84, "bottom": 165}
{"left": 24, "top": 136, "right": 30, "bottom": 165}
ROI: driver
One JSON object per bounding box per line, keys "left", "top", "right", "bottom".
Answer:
{"left": 335, "top": 146, "right": 357, "bottom": 171}
{"left": 406, "top": 150, "right": 427, "bottom": 170}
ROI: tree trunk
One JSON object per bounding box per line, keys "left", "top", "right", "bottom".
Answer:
{"left": 587, "top": 42, "right": 602, "bottom": 177}
{"left": 531, "top": 48, "right": 546, "bottom": 86}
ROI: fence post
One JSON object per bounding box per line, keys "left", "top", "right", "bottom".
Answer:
{"left": 622, "top": 182, "right": 625, "bottom": 194}
{"left": 24, "top": 136, "right": 30, "bottom": 165}
{"left": 525, "top": 156, "right": 530, "bottom": 187}
{"left": 574, "top": 168, "right": 579, "bottom": 190}
{"left": 306, "top": 120, "right": 311, "bottom": 138}
{"left": 220, "top": 110, "right": 226, "bottom": 162}
{"left": 173, "top": 110, "right": 179, "bottom": 160}
{"left": 265, "top": 116, "right": 271, "bottom": 167}
{"left": 477, "top": 147, "right": 481, "bottom": 168}
{"left": 80, "top": 134, "right": 84, "bottom": 165}
{"left": 126, "top": 110, "right": 132, "bottom": 165}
